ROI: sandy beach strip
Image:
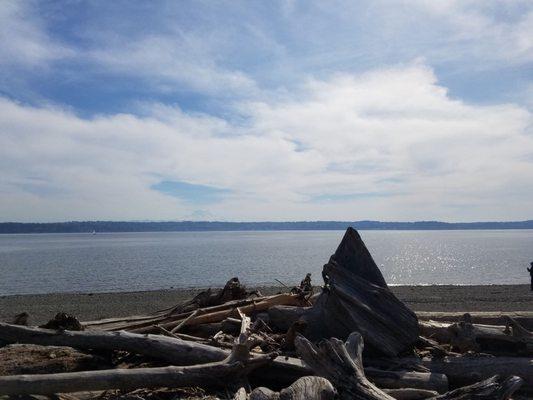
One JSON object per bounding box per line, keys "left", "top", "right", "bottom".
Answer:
{"left": 1, "top": 284, "right": 532, "bottom": 325}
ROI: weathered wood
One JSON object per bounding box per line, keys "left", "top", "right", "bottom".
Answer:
{"left": 416, "top": 312, "right": 533, "bottom": 331}
{"left": 0, "top": 322, "right": 228, "bottom": 365}
{"left": 448, "top": 317, "right": 533, "bottom": 356}
{"left": 0, "top": 319, "right": 275, "bottom": 396}
{"left": 295, "top": 332, "right": 396, "bottom": 400}
{"left": 0, "top": 322, "right": 448, "bottom": 394}
{"left": 428, "top": 375, "right": 523, "bottom": 400}
{"left": 234, "top": 387, "right": 248, "bottom": 400}
{"left": 40, "top": 312, "right": 84, "bottom": 331}
{"left": 365, "top": 368, "right": 448, "bottom": 393}
{"left": 416, "top": 335, "right": 450, "bottom": 358}
{"left": 83, "top": 293, "right": 280, "bottom": 331}
{"left": 133, "top": 293, "right": 305, "bottom": 334}
{"left": 163, "top": 277, "right": 249, "bottom": 316}
{"left": 0, "top": 352, "right": 275, "bottom": 395}
{"left": 0, "top": 321, "right": 313, "bottom": 384}
{"left": 300, "top": 228, "right": 419, "bottom": 356}
{"left": 170, "top": 309, "right": 200, "bottom": 333}
{"left": 0, "top": 344, "right": 109, "bottom": 375}
{"left": 254, "top": 352, "right": 447, "bottom": 393}
{"left": 419, "top": 320, "right": 454, "bottom": 344}
{"left": 279, "top": 376, "right": 336, "bottom": 400}
{"left": 250, "top": 376, "right": 336, "bottom": 400}
{"left": 268, "top": 305, "right": 309, "bottom": 332}
{"left": 250, "top": 387, "right": 278, "bottom": 400}
{"left": 382, "top": 388, "right": 438, "bottom": 400}
{"left": 504, "top": 316, "right": 533, "bottom": 339}
{"left": 419, "top": 356, "right": 533, "bottom": 391}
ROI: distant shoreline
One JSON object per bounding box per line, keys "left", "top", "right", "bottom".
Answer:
{"left": 1, "top": 284, "right": 531, "bottom": 325}
{"left": 1, "top": 220, "right": 533, "bottom": 234}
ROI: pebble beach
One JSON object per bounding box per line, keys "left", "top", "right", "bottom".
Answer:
{"left": 1, "top": 284, "right": 531, "bottom": 325}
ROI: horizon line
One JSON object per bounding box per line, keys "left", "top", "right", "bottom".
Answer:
{"left": 1, "top": 219, "right": 533, "bottom": 224}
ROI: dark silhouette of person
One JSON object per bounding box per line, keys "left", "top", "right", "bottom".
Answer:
{"left": 527, "top": 262, "right": 533, "bottom": 292}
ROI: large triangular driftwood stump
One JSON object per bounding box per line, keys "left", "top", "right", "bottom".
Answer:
{"left": 316, "top": 228, "right": 419, "bottom": 356}
{"left": 272, "top": 227, "right": 419, "bottom": 356}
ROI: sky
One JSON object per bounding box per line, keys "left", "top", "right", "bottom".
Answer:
{"left": 0, "top": 0, "right": 532, "bottom": 222}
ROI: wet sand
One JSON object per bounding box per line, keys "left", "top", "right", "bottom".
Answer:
{"left": 1, "top": 284, "right": 532, "bottom": 325}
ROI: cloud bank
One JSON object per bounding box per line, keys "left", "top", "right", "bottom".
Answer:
{"left": 1, "top": 62, "right": 531, "bottom": 221}
{"left": 0, "top": 1, "right": 532, "bottom": 221}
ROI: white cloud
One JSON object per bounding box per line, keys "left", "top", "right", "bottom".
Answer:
{"left": 1, "top": 63, "right": 532, "bottom": 221}
{"left": 404, "top": 0, "right": 533, "bottom": 65}
{"left": 89, "top": 34, "right": 258, "bottom": 95}
{"left": 2, "top": 0, "right": 532, "bottom": 106}
{"left": 0, "top": 2, "right": 70, "bottom": 68}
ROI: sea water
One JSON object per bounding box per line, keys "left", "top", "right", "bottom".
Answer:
{"left": 0, "top": 230, "right": 532, "bottom": 295}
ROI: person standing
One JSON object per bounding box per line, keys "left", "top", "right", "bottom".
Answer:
{"left": 527, "top": 262, "right": 533, "bottom": 292}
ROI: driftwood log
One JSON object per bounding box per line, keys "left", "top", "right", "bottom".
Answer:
{"left": 0, "top": 351, "right": 275, "bottom": 395}
{"left": 252, "top": 355, "right": 449, "bottom": 393}
{"left": 295, "top": 332, "right": 523, "bottom": 400}
{"left": 248, "top": 376, "right": 336, "bottom": 400}
{"left": 428, "top": 375, "right": 523, "bottom": 400}
{"left": 0, "top": 343, "right": 109, "bottom": 375}
{"left": 420, "top": 355, "right": 533, "bottom": 391}
{"left": 448, "top": 320, "right": 533, "bottom": 356}
{"left": 419, "top": 315, "right": 533, "bottom": 357}
{"left": 416, "top": 312, "right": 533, "bottom": 331}
{"left": 0, "top": 321, "right": 446, "bottom": 393}
{"left": 382, "top": 388, "right": 438, "bottom": 399}
{"left": 0, "top": 322, "right": 228, "bottom": 365}
{"left": 364, "top": 367, "right": 448, "bottom": 393}
{"left": 162, "top": 277, "right": 249, "bottom": 316}
{"left": 270, "top": 228, "right": 419, "bottom": 357}
{"left": 0, "top": 322, "right": 275, "bottom": 395}
{"left": 84, "top": 293, "right": 304, "bottom": 334}
{"left": 419, "top": 320, "right": 455, "bottom": 344}
{"left": 295, "top": 332, "right": 396, "bottom": 400}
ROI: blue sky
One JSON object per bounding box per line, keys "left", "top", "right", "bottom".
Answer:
{"left": 0, "top": 0, "right": 532, "bottom": 222}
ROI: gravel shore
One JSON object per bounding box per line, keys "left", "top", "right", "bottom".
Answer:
{"left": 1, "top": 284, "right": 532, "bottom": 325}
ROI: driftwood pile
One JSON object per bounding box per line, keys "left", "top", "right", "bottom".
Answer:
{"left": 1, "top": 227, "right": 532, "bottom": 399}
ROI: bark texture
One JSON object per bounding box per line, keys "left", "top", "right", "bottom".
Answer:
{"left": 306, "top": 228, "right": 419, "bottom": 356}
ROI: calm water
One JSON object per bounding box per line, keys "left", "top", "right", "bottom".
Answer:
{"left": 0, "top": 230, "right": 532, "bottom": 296}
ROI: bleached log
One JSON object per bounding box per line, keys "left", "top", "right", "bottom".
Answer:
{"left": 84, "top": 293, "right": 299, "bottom": 332}
{"left": 416, "top": 312, "right": 533, "bottom": 331}
{"left": 0, "top": 322, "right": 447, "bottom": 393}
{"left": 0, "top": 349, "right": 275, "bottom": 395}
{"left": 134, "top": 293, "right": 304, "bottom": 334}
{"left": 419, "top": 320, "right": 454, "bottom": 344}
{"left": 448, "top": 315, "right": 533, "bottom": 356}
{"left": 365, "top": 368, "right": 448, "bottom": 393}
{"left": 0, "top": 321, "right": 300, "bottom": 381}
{"left": 0, "top": 318, "right": 276, "bottom": 396}
{"left": 250, "top": 376, "right": 336, "bottom": 400}
{"left": 0, "top": 322, "right": 228, "bottom": 365}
